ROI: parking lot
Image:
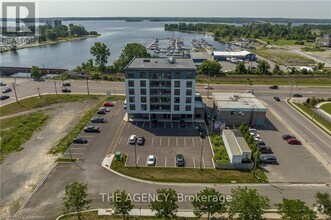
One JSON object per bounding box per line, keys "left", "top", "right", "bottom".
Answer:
{"left": 115, "top": 121, "right": 214, "bottom": 168}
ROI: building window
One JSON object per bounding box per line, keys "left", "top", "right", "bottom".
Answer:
{"left": 174, "top": 81, "right": 180, "bottom": 87}
{"left": 141, "top": 96, "right": 146, "bottom": 103}
{"left": 130, "top": 104, "right": 135, "bottom": 110}
{"left": 128, "top": 80, "right": 134, "bottom": 87}
{"left": 186, "top": 81, "right": 192, "bottom": 88}
{"left": 186, "top": 73, "right": 193, "bottom": 79}
{"left": 231, "top": 111, "right": 235, "bottom": 115}
{"left": 186, "top": 105, "right": 191, "bottom": 111}
{"left": 140, "top": 80, "right": 146, "bottom": 87}
{"left": 129, "top": 96, "right": 135, "bottom": 102}
{"left": 174, "top": 97, "right": 180, "bottom": 103}
{"left": 174, "top": 105, "right": 180, "bottom": 111}
{"left": 174, "top": 89, "right": 180, "bottom": 96}
{"left": 186, "top": 97, "right": 192, "bottom": 103}
{"left": 140, "top": 72, "right": 146, "bottom": 78}
{"left": 129, "top": 88, "right": 135, "bottom": 95}
{"left": 141, "top": 89, "right": 146, "bottom": 95}
{"left": 128, "top": 73, "right": 134, "bottom": 78}
{"left": 141, "top": 104, "right": 147, "bottom": 110}
{"left": 186, "top": 89, "right": 192, "bottom": 96}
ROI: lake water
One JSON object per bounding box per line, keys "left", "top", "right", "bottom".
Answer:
{"left": 1, "top": 20, "right": 230, "bottom": 69}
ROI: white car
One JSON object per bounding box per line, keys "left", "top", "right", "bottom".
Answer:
{"left": 128, "top": 135, "right": 137, "bottom": 144}
{"left": 204, "top": 85, "right": 213, "bottom": 89}
{"left": 99, "top": 107, "right": 110, "bottom": 112}
{"left": 147, "top": 155, "right": 156, "bottom": 166}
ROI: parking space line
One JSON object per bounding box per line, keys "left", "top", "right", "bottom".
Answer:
{"left": 117, "top": 136, "right": 123, "bottom": 145}
{"left": 79, "top": 135, "right": 94, "bottom": 138}
{"left": 192, "top": 137, "right": 195, "bottom": 146}
{"left": 72, "top": 144, "right": 89, "bottom": 146}
{"left": 168, "top": 137, "right": 170, "bottom": 146}
{"left": 165, "top": 157, "right": 167, "bottom": 167}
{"left": 70, "top": 147, "right": 86, "bottom": 150}
{"left": 193, "top": 157, "right": 196, "bottom": 168}
{"left": 160, "top": 137, "right": 162, "bottom": 146}
{"left": 64, "top": 152, "right": 83, "bottom": 155}
{"left": 152, "top": 137, "right": 154, "bottom": 146}
{"left": 184, "top": 137, "right": 186, "bottom": 147}
{"left": 136, "top": 156, "right": 140, "bottom": 165}
{"left": 176, "top": 138, "right": 178, "bottom": 147}
{"left": 128, "top": 123, "right": 131, "bottom": 128}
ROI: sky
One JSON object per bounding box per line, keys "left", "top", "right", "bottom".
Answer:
{"left": 1, "top": 0, "right": 331, "bottom": 19}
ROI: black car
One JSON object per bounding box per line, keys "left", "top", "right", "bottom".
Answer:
{"left": 73, "top": 137, "right": 88, "bottom": 144}
{"left": 0, "top": 82, "right": 6, "bottom": 86}
{"left": 293, "top": 94, "right": 303, "bottom": 97}
{"left": 257, "top": 141, "right": 266, "bottom": 147}
{"left": 282, "top": 134, "right": 295, "bottom": 140}
{"left": 137, "top": 136, "right": 145, "bottom": 145}
{"left": 269, "top": 85, "right": 279, "bottom": 89}
{"left": 180, "top": 120, "right": 186, "bottom": 127}
{"left": 259, "top": 145, "right": 273, "bottom": 154}
{"left": 62, "top": 88, "right": 71, "bottom": 93}
{"left": 90, "top": 117, "right": 107, "bottom": 123}
{"left": 96, "top": 110, "right": 106, "bottom": 115}
{"left": 273, "top": 96, "right": 281, "bottom": 101}
{"left": 199, "top": 131, "right": 205, "bottom": 139}
{"left": 62, "top": 82, "right": 71, "bottom": 87}
{"left": 84, "top": 126, "right": 100, "bottom": 133}
{"left": 0, "top": 95, "right": 10, "bottom": 100}
{"left": 176, "top": 154, "right": 185, "bottom": 167}
{"left": 2, "top": 88, "right": 12, "bottom": 93}
{"left": 151, "top": 120, "right": 158, "bottom": 128}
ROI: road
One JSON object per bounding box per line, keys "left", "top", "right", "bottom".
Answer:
{"left": 1, "top": 78, "right": 330, "bottom": 219}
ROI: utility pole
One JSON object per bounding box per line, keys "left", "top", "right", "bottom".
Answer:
{"left": 207, "top": 71, "right": 210, "bottom": 98}
{"left": 54, "top": 79, "right": 57, "bottom": 95}
{"left": 37, "top": 88, "right": 41, "bottom": 98}
{"left": 288, "top": 80, "right": 293, "bottom": 100}
{"left": 12, "top": 82, "right": 18, "bottom": 103}
{"left": 86, "top": 77, "right": 90, "bottom": 95}
{"left": 199, "top": 138, "right": 203, "bottom": 170}
{"left": 134, "top": 142, "right": 137, "bottom": 168}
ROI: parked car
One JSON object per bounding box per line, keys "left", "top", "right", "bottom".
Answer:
{"left": 254, "top": 136, "right": 262, "bottom": 143}
{"left": 273, "top": 96, "right": 281, "bottom": 101}
{"left": 96, "top": 110, "right": 106, "bottom": 115}
{"left": 99, "top": 107, "right": 110, "bottom": 112}
{"left": 62, "top": 88, "right": 71, "bottom": 93}
{"left": 199, "top": 131, "right": 205, "bottom": 139}
{"left": 176, "top": 154, "right": 185, "bottom": 167}
{"left": 73, "top": 137, "right": 88, "bottom": 144}
{"left": 0, "top": 95, "right": 10, "bottom": 100}
{"left": 90, "top": 117, "right": 107, "bottom": 123}
{"left": 103, "top": 101, "right": 114, "bottom": 107}
{"left": 293, "top": 94, "right": 303, "bottom": 97}
{"left": 147, "top": 155, "right": 156, "bottom": 166}
{"left": 269, "top": 85, "right": 279, "bottom": 89}
{"left": 62, "top": 82, "right": 71, "bottom": 87}
{"left": 259, "top": 155, "right": 277, "bottom": 164}
{"left": 287, "top": 138, "right": 302, "bottom": 145}
{"left": 2, "top": 88, "right": 12, "bottom": 93}
{"left": 282, "top": 134, "right": 295, "bottom": 140}
{"left": 0, "top": 82, "right": 6, "bottom": 86}
{"left": 137, "top": 136, "right": 145, "bottom": 145}
{"left": 84, "top": 126, "right": 100, "bottom": 133}
{"left": 259, "top": 145, "right": 273, "bottom": 154}
{"left": 180, "top": 120, "right": 186, "bottom": 127}
{"left": 129, "top": 135, "right": 137, "bottom": 144}
{"left": 151, "top": 120, "right": 158, "bottom": 128}
{"left": 248, "top": 128, "right": 257, "bottom": 133}
{"left": 257, "top": 141, "right": 266, "bottom": 147}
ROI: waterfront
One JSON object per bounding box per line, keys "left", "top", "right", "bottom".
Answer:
{"left": 1, "top": 20, "right": 228, "bottom": 69}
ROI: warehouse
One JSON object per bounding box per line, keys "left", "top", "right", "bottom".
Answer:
{"left": 212, "top": 50, "right": 256, "bottom": 61}
{"left": 212, "top": 92, "right": 267, "bottom": 127}
{"left": 189, "top": 52, "right": 212, "bottom": 66}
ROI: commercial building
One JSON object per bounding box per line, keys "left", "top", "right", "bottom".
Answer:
{"left": 212, "top": 50, "right": 256, "bottom": 61}
{"left": 316, "top": 33, "right": 331, "bottom": 47}
{"left": 212, "top": 92, "right": 267, "bottom": 127}
{"left": 222, "top": 129, "right": 252, "bottom": 164}
{"left": 124, "top": 57, "right": 198, "bottom": 122}
{"left": 189, "top": 52, "right": 212, "bottom": 66}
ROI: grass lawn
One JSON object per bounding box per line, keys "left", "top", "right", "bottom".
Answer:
{"left": 292, "top": 102, "right": 331, "bottom": 133}
{"left": 320, "top": 103, "right": 331, "bottom": 115}
{"left": 50, "top": 96, "right": 124, "bottom": 154}
{"left": 0, "top": 94, "right": 106, "bottom": 117}
{"left": 0, "top": 112, "right": 49, "bottom": 161}
{"left": 111, "top": 155, "right": 267, "bottom": 184}
{"left": 258, "top": 38, "right": 315, "bottom": 46}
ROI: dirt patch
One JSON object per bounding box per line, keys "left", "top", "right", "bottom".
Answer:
{"left": 0, "top": 101, "right": 97, "bottom": 218}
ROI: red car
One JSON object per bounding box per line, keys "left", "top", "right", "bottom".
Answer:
{"left": 103, "top": 102, "right": 114, "bottom": 107}
{"left": 287, "top": 138, "right": 302, "bottom": 145}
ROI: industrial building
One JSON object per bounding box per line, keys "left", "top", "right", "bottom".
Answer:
{"left": 124, "top": 57, "right": 198, "bottom": 122}
{"left": 316, "top": 33, "right": 331, "bottom": 47}
{"left": 222, "top": 129, "right": 252, "bottom": 164}
{"left": 212, "top": 92, "right": 267, "bottom": 127}
{"left": 189, "top": 52, "right": 212, "bottom": 66}
{"left": 212, "top": 50, "right": 256, "bottom": 61}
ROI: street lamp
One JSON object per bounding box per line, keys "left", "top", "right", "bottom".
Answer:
{"left": 37, "top": 87, "right": 41, "bottom": 98}
{"left": 199, "top": 137, "right": 203, "bottom": 170}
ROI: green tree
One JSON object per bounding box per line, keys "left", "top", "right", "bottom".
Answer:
{"left": 192, "top": 187, "right": 225, "bottom": 219}
{"left": 45, "top": 29, "right": 58, "bottom": 41}
{"left": 30, "top": 66, "right": 42, "bottom": 80}
{"left": 198, "top": 60, "right": 222, "bottom": 76}
{"left": 150, "top": 188, "right": 178, "bottom": 219}
{"left": 276, "top": 198, "right": 316, "bottom": 220}
{"left": 235, "top": 62, "right": 247, "bottom": 74}
{"left": 314, "top": 192, "right": 331, "bottom": 217}
{"left": 273, "top": 64, "right": 283, "bottom": 75}
{"left": 112, "top": 190, "right": 134, "bottom": 219}
{"left": 113, "top": 43, "right": 151, "bottom": 72}
{"left": 228, "top": 187, "right": 270, "bottom": 220}
{"left": 62, "top": 182, "right": 91, "bottom": 220}
{"left": 90, "top": 42, "right": 111, "bottom": 71}
{"left": 316, "top": 62, "right": 325, "bottom": 70}
{"left": 257, "top": 60, "right": 270, "bottom": 75}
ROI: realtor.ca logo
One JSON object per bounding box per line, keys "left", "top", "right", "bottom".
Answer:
{"left": 2, "top": 2, "right": 36, "bottom": 35}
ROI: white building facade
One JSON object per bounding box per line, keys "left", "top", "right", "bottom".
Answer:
{"left": 124, "top": 57, "right": 197, "bottom": 122}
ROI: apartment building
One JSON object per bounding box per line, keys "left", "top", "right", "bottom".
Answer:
{"left": 124, "top": 57, "right": 197, "bottom": 121}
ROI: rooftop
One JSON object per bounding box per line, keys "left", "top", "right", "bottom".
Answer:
{"left": 213, "top": 92, "right": 267, "bottom": 111}
{"left": 223, "top": 129, "right": 242, "bottom": 156}
{"left": 233, "top": 130, "right": 251, "bottom": 153}
{"left": 125, "top": 57, "right": 196, "bottom": 70}
{"left": 212, "top": 50, "right": 253, "bottom": 56}
{"left": 190, "top": 52, "right": 212, "bottom": 60}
